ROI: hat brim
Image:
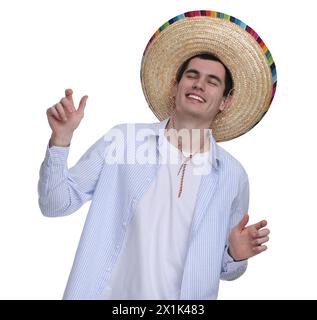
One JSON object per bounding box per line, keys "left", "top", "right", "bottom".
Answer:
{"left": 141, "top": 11, "right": 277, "bottom": 142}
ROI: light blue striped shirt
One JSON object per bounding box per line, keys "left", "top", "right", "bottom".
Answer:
{"left": 38, "top": 118, "right": 249, "bottom": 300}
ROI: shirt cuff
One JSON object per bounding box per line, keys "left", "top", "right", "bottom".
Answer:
{"left": 45, "top": 144, "right": 70, "bottom": 166}
{"left": 223, "top": 246, "right": 248, "bottom": 271}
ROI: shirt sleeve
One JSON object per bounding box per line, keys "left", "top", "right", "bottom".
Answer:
{"left": 220, "top": 174, "right": 249, "bottom": 281}
{"left": 38, "top": 135, "right": 108, "bottom": 217}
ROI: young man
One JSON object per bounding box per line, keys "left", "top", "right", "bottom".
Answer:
{"left": 38, "top": 11, "right": 276, "bottom": 299}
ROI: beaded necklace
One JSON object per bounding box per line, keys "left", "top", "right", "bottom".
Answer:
{"left": 170, "top": 116, "right": 209, "bottom": 198}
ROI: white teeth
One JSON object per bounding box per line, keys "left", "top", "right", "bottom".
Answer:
{"left": 188, "top": 94, "right": 204, "bottom": 102}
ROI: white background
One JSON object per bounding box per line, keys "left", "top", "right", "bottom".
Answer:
{"left": 0, "top": 0, "right": 316, "bottom": 300}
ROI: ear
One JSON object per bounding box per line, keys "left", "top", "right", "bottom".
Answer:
{"left": 171, "top": 80, "right": 178, "bottom": 98}
{"left": 219, "top": 95, "right": 233, "bottom": 112}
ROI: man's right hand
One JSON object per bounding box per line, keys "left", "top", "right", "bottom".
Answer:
{"left": 47, "top": 89, "right": 88, "bottom": 147}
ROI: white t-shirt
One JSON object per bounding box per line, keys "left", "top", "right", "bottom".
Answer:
{"left": 102, "top": 132, "right": 211, "bottom": 299}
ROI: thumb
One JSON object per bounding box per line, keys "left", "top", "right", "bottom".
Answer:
{"left": 237, "top": 213, "right": 249, "bottom": 231}
{"left": 78, "top": 95, "right": 88, "bottom": 113}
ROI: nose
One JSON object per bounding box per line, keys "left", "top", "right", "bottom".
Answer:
{"left": 192, "top": 77, "right": 205, "bottom": 91}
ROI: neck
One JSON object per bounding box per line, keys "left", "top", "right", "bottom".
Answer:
{"left": 165, "top": 111, "right": 211, "bottom": 154}
{"left": 169, "top": 111, "right": 213, "bottom": 130}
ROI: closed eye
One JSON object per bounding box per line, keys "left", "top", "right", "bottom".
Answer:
{"left": 207, "top": 75, "right": 222, "bottom": 86}
{"left": 186, "top": 72, "right": 198, "bottom": 79}
{"left": 208, "top": 80, "right": 218, "bottom": 86}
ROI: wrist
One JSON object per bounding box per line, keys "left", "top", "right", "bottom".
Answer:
{"left": 228, "top": 246, "right": 246, "bottom": 262}
{"left": 228, "top": 246, "right": 239, "bottom": 262}
{"left": 50, "top": 133, "right": 73, "bottom": 147}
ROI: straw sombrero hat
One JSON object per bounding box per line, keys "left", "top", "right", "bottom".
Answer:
{"left": 140, "top": 10, "right": 277, "bottom": 142}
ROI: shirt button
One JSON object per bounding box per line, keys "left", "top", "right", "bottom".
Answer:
{"left": 106, "top": 267, "right": 111, "bottom": 272}
{"left": 116, "top": 244, "right": 120, "bottom": 249}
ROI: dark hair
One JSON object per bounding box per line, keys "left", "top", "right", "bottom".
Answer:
{"left": 175, "top": 53, "right": 234, "bottom": 96}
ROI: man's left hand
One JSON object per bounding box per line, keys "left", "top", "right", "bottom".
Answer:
{"left": 228, "top": 213, "right": 270, "bottom": 261}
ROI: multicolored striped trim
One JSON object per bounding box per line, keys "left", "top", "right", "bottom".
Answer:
{"left": 143, "top": 10, "right": 277, "bottom": 104}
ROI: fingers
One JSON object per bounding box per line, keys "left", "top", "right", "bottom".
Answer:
{"left": 256, "top": 228, "right": 270, "bottom": 238}
{"left": 61, "top": 88, "right": 76, "bottom": 113}
{"left": 60, "top": 97, "right": 76, "bottom": 113}
{"left": 78, "top": 95, "right": 88, "bottom": 113}
{"left": 48, "top": 91, "right": 88, "bottom": 123}
{"left": 62, "top": 89, "right": 88, "bottom": 113}
{"left": 65, "top": 88, "right": 73, "bottom": 99}
{"left": 252, "top": 236, "right": 269, "bottom": 246}
{"left": 237, "top": 213, "right": 249, "bottom": 231}
{"left": 47, "top": 103, "right": 68, "bottom": 122}
{"left": 251, "top": 227, "right": 270, "bottom": 256}
{"left": 47, "top": 106, "right": 62, "bottom": 121}
{"left": 252, "top": 245, "right": 267, "bottom": 254}
{"left": 55, "top": 102, "right": 68, "bottom": 121}
{"left": 65, "top": 88, "right": 74, "bottom": 105}
{"left": 250, "top": 227, "right": 270, "bottom": 240}
{"left": 252, "top": 219, "right": 267, "bottom": 231}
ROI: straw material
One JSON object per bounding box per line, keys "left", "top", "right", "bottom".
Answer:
{"left": 141, "top": 11, "right": 277, "bottom": 142}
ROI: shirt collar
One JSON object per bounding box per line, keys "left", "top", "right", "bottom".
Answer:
{"left": 148, "top": 117, "right": 220, "bottom": 170}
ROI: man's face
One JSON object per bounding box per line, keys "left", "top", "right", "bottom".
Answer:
{"left": 173, "top": 57, "right": 229, "bottom": 122}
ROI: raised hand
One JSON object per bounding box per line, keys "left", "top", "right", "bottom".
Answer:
{"left": 46, "top": 89, "right": 88, "bottom": 146}
{"left": 228, "top": 213, "right": 270, "bottom": 261}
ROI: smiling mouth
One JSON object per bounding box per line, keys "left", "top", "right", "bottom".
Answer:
{"left": 186, "top": 93, "right": 206, "bottom": 103}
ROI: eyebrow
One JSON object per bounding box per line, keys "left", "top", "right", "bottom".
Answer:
{"left": 185, "top": 69, "right": 222, "bottom": 84}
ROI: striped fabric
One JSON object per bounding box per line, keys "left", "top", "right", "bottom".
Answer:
{"left": 38, "top": 118, "right": 249, "bottom": 300}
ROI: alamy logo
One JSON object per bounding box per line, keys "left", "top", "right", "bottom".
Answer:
{"left": 102, "top": 124, "right": 212, "bottom": 175}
